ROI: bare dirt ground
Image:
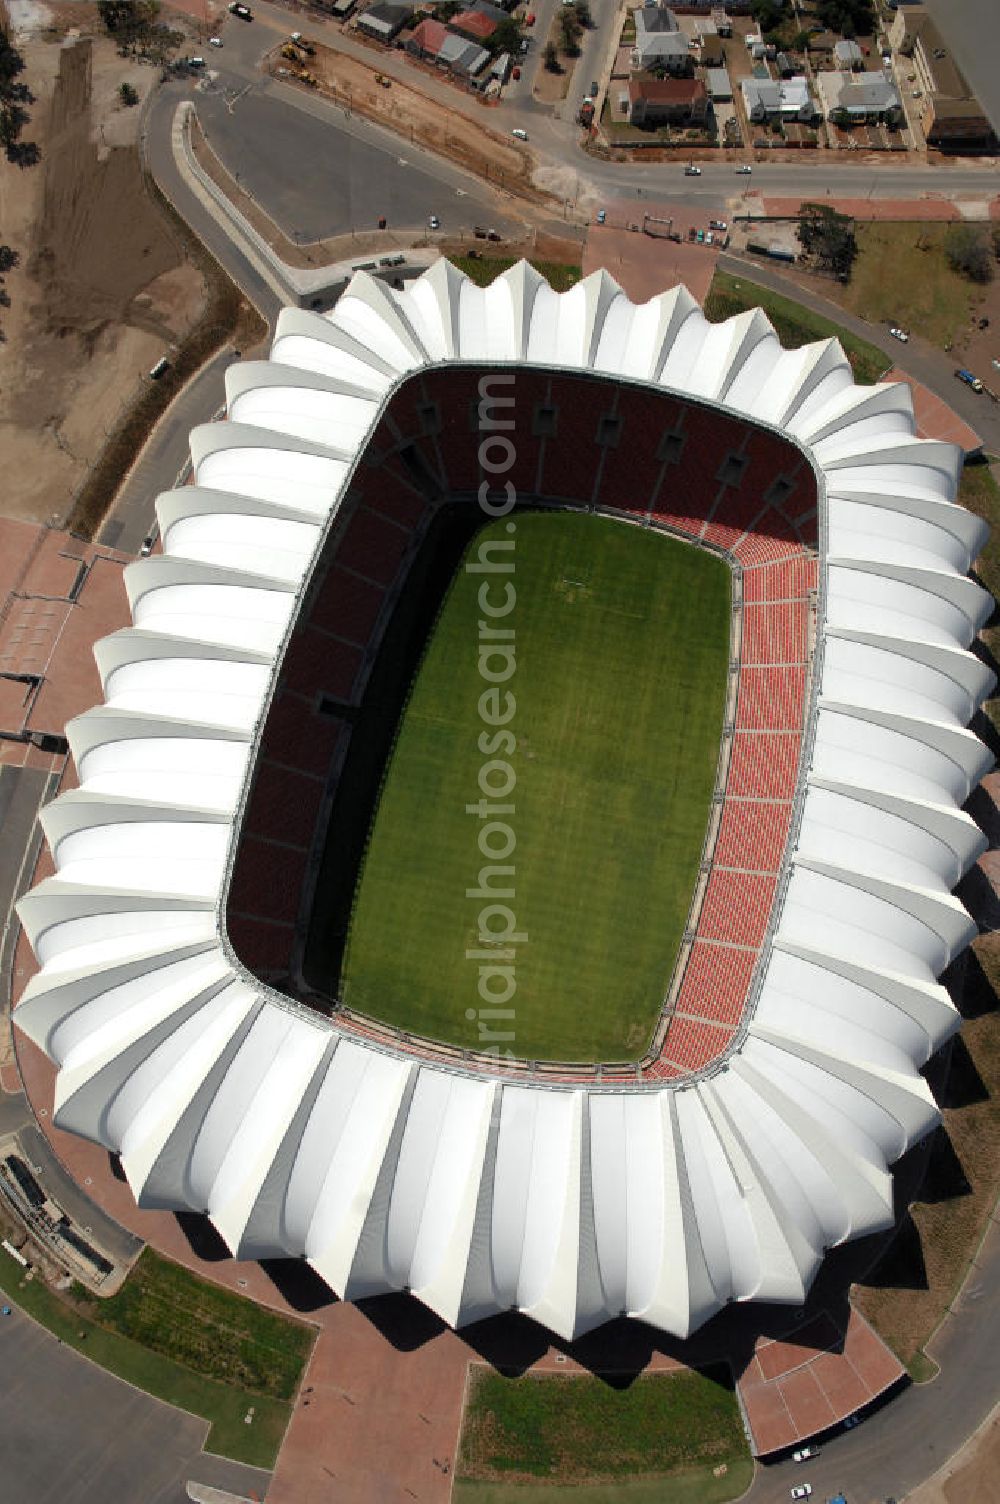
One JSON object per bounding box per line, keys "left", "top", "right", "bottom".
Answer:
{"left": 0, "top": 6, "right": 207, "bottom": 525}
{"left": 910, "top": 1407, "right": 1000, "bottom": 1504}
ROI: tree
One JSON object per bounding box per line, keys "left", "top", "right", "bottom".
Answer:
{"left": 543, "top": 39, "right": 560, "bottom": 71}
{"left": 0, "top": 245, "right": 18, "bottom": 274}
{"left": 487, "top": 18, "right": 522, "bottom": 56}
{"left": 751, "top": 0, "right": 786, "bottom": 30}
{"left": 797, "top": 201, "right": 858, "bottom": 279}
{"left": 815, "top": 0, "right": 874, "bottom": 39}
{"left": 118, "top": 80, "right": 139, "bottom": 106}
{"left": 572, "top": 0, "right": 592, "bottom": 27}
{"left": 944, "top": 224, "right": 993, "bottom": 285}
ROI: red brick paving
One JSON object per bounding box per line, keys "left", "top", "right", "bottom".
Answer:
{"left": 883, "top": 367, "right": 983, "bottom": 455}
{"left": 761, "top": 196, "right": 978, "bottom": 221}
{"left": 737, "top": 1306, "right": 905, "bottom": 1455}
{"left": 583, "top": 201, "right": 721, "bottom": 305}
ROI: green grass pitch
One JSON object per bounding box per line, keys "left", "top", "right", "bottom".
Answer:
{"left": 341, "top": 511, "right": 731, "bottom": 1062}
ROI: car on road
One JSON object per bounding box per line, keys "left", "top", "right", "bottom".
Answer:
{"left": 955, "top": 367, "right": 984, "bottom": 392}
{"left": 792, "top": 1446, "right": 819, "bottom": 1463}
{"left": 209, "top": 36, "right": 223, "bottom": 46}
{"left": 684, "top": 164, "right": 702, "bottom": 175}
{"left": 790, "top": 1488, "right": 812, "bottom": 1501}
{"left": 229, "top": 2, "right": 252, "bottom": 17}
{"left": 428, "top": 215, "right": 440, "bottom": 229}
{"left": 736, "top": 163, "right": 752, "bottom": 174}
{"left": 590, "top": 80, "right": 599, "bottom": 96}
{"left": 889, "top": 326, "right": 909, "bottom": 341}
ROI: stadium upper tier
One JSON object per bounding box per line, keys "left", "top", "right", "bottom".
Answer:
{"left": 15, "top": 262, "right": 995, "bottom": 1342}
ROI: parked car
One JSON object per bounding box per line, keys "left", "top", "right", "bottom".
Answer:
{"left": 684, "top": 164, "right": 702, "bottom": 176}
{"left": 792, "top": 1446, "right": 819, "bottom": 1463}
{"left": 596, "top": 208, "right": 606, "bottom": 224}
{"left": 889, "top": 326, "right": 909, "bottom": 342}
{"left": 709, "top": 218, "right": 727, "bottom": 231}
{"left": 525, "top": 10, "right": 535, "bottom": 21}
{"left": 519, "top": 37, "right": 529, "bottom": 52}
{"left": 790, "top": 1488, "right": 812, "bottom": 1501}
{"left": 209, "top": 35, "right": 223, "bottom": 46}
{"left": 228, "top": 2, "right": 252, "bottom": 17}
{"left": 512, "top": 64, "right": 521, "bottom": 78}
{"left": 590, "top": 80, "right": 599, "bottom": 96}
{"left": 844, "top": 1412, "right": 861, "bottom": 1428}
{"left": 736, "top": 163, "right": 752, "bottom": 174}
{"left": 428, "top": 214, "right": 440, "bottom": 229}
{"left": 955, "top": 368, "right": 984, "bottom": 392}
{"left": 512, "top": 127, "right": 528, "bottom": 140}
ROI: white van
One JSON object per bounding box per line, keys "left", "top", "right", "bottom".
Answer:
{"left": 512, "top": 127, "right": 528, "bottom": 140}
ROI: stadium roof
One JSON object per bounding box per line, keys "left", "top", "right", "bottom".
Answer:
{"left": 15, "top": 261, "right": 993, "bottom": 1343}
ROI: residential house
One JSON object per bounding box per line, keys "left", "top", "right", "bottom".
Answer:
{"left": 704, "top": 65, "right": 732, "bottom": 101}
{"left": 449, "top": 8, "right": 498, "bottom": 44}
{"left": 816, "top": 68, "right": 902, "bottom": 122}
{"left": 632, "top": 11, "right": 692, "bottom": 74}
{"left": 357, "top": 0, "right": 412, "bottom": 41}
{"left": 628, "top": 74, "right": 708, "bottom": 126}
{"left": 833, "top": 38, "right": 863, "bottom": 70}
{"left": 741, "top": 75, "right": 816, "bottom": 123}
{"left": 405, "top": 15, "right": 489, "bottom": 74}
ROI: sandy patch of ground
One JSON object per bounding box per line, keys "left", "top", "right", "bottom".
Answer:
{"left": 0, "top": 21, "right": 209, "bottom": 525}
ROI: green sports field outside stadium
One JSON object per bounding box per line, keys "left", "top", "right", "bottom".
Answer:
{"left": 341, "top": 511, "right": 731, "bottom": 1062}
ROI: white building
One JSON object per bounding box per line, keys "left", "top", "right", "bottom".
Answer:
{"left": 742, "top": 74, "right": 816, "bottom": 122}
{"left": 15, "top": 261, "right": 992, "bottom": 1344}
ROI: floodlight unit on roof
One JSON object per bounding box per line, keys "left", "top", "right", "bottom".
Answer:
{"left": 15, "top": 261, "right": 994, "bottom": 1343}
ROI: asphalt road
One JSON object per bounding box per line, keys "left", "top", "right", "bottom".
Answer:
{"left": 99, "top": 345, "right": 240, "bottom": 554}
{"left": 0, "top": 1291, "right": 271, "bottom": 1504}
{"left": 201, "top": 11, "right": 524, "bottom": 241}
{"left": 718, "top": 251, "right": 1000, "bottom": 455}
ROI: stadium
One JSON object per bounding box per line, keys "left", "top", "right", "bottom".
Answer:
{"left": 14, "top": 260, "right": 994, "bottom": 1344}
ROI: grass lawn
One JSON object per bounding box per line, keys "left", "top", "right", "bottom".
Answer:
{"left": 453, "top": 1468, "right": 754, "bottom": 1504}
{"left": 72, "top": 1249, "right": 313, "bottom": 1400}
{"left": 705, "top": 269, "right": 891, "bottom": 385}
{"left": 457, "top": 1367, "right": 750, "bottom": 1487}
{"left": 840, "top": 222, "right": 987, "bottom": 352}
{"left": 0, "top": 1249, "right": 301, "bottom": 1467}
{"left": 342, "top": 512, "right": 730, "bottom": 1061}
{"left": 450, "top": 256, "right": 582, "bottom": 292}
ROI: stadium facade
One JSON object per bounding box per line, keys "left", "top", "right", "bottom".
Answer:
{"left": 15, "top": 262, "right": 994, "bottom": 1342}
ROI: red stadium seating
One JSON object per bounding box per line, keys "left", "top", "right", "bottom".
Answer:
{"left": 674, "top": 940, "right": 758, "bottom": 1027}
{"left": 714, "top": 800, "right": 792, "bottom": 874}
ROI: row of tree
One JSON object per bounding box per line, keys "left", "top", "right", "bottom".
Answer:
{"left": 0, "top": 24, "right": 39, "bottom": 168}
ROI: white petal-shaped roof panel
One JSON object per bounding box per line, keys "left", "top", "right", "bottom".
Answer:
{"left": 15, "top": 261, "right": 991, "bottom": 1345}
